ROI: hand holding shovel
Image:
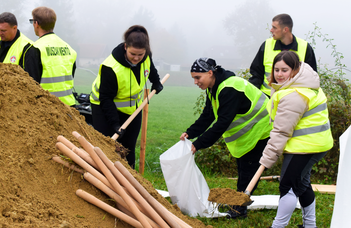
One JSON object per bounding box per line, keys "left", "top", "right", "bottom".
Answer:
{"left": 241, "top": 164, "right": 266, "bottom": 206}
{"left": 111, "top": 74, "right": 170, "bottom": 141}
{"left": 208, "top": 164, "right": 266, "bottom": 207}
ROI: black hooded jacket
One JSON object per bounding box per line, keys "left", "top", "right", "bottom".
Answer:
{"left": 186, "top": 67, "right": 251, "bottom": 151}
{"left": 99, "top": 43, "right": 161, "bottom": 130}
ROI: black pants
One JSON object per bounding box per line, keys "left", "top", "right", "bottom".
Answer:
{"left": 280, "top": 152, "right": 327, "bottom": 207}
{"left": 236, "top": 137, "right": 269, "bottom": 194}
{"left": 91, "top": 104, "right": 142, "bottom": 168}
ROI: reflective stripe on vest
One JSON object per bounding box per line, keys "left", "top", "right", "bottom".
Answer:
{"left": 90, "top": 55, "right": 151, "bottom": 115}
{"left": 292, "top": 121, "right": 330, "bottom": 137}
{"left": 30, "top": 33, "right": 77, "bottom": 106}
{"left": 50, "top": 88, "right": 73, "bottom": 98}
{"left": 2, "top": 33, "right": 33, "bottom": 65}
{"left": 260, "top": 37, "right": 308, "bottom": 96}
{"left": 225, "top": 93, "right": 268, "bottom": 142}
{"left": 210, "top": 76, "right": 271, "bottom": 158}
{"left": 268, "top": 87, "right": 333, "bottom": 153}
{"left": 40, "top": 75, "right": 73, "bottom": 83}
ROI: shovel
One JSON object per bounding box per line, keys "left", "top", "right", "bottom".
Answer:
{"left": 111, "top": 74, "right": 170, "bottom": 141}
{"left": 242, "top": 164, "right": 266, "bottom": 206}
{"left": 208, "top": 164, "right": 266, "bottom": 206}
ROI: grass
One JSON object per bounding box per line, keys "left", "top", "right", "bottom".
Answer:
{"left": 73, "top": 70, "right": 335, "bottom": 228}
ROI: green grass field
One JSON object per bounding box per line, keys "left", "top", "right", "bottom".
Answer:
{"left": 73, "top": 70, "right": 335, "bottom": 228}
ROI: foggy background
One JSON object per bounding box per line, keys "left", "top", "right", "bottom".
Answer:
{"left": 3, "top": 0, "right": 350, "bottom": 78}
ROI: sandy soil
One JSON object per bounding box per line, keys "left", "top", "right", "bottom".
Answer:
{"left": 0, "top": 63, "right": 210, "bottom": 228}
{"left": 208, "top": 188, "right": 251, "bottom": 206}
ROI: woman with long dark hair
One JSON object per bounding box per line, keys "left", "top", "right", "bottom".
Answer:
{"left": 90, "top": 25, "right": 163, "bottom": 169}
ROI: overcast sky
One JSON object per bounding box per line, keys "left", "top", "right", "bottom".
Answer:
{"left": 3, "top": 0, "right": 350, "bottom": 74}
{"left": 137, "top": 0, "right": 350, "bottom": 78}
{"left": 128, "top": 0, "right": 350, "bottom": 69}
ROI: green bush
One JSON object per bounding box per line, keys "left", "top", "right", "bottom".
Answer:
{"left": 194, "top": 24, "right": 350, "bottom": 183}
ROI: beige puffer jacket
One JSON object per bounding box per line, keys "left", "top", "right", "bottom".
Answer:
{"left": 259, "top": 62, "right": 320, "bottom": 169}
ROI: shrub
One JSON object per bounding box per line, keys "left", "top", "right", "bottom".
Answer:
{"left": 194, "top": 24, "right": 350, "bottom": 183}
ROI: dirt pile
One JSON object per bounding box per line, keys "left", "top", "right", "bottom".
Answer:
{"left": 0, "top": 63, "right": 208, "bottom": 227}
{"left": 208, "top": 188, "right": 251, "bottom": 206}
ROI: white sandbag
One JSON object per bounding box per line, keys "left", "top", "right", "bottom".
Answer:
{"left": 331, "top": 125, "right": 351, "bottom": 228}
{"left": 248, "top": 195, "right": 300, "bottom": 210}
{"left": 160, "top": 139, "right": 226, "bottom": 218}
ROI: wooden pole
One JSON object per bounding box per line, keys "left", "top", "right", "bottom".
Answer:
{"left": 77, "top": 136, "right": 152, "bottom": 228}
{"left": 139, "top": 89, "right": 149, "bottom": 175}
{"left": 76, "top": 189, "right": 143, "bottom": 228}
{"left": 94, "top": 147, "right": 169, "bottom": 228}
{"left": 111, "top": 74, "right": 170, "bottom": 141}
{"left": 115, "top": 161, "right": 185, "bottom": 228}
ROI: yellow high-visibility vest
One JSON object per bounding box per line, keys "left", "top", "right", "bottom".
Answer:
{"left": 1, "top": 33, "right": 33, "bottom": 65}
{"left": 268, "top": 87, "right": 333, "bottom": 153}
{"left": 210, "top": 76, "right": 271, "bottom": 158}
{"left": 31, "top": 34, "right": 77, "bottom": 106}
{"left": 261, "top": 37, "right": 308, "bottom": 96}
{"left": 90, "top": 55, "right": 151, "bottom": 115}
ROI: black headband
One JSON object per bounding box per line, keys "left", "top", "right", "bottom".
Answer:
{"left": 190, "top": 57, "right": 217, "bottom": 72}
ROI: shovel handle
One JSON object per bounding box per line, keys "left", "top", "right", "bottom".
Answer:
{"left": 111, "top": 74, "right": 170, "bottom": 141}
{"left": 245, "top": 164, "right": 265, "bottom": 195}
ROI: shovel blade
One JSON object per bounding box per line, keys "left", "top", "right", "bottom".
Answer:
{"left": 241, "top": 199, "right": 254, "bottom": 206}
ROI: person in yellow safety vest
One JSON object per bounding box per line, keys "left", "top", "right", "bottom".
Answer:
{"left": 90, "top": 25, "right": 163, "bottom": 169}
{"left": 249, "top": 13, "right": 317, "bottom": 97}
{"left": 180, "top": 57, "right": 271, "bottom": 219}
{"left": 24, "top": 6, "right": 77, "bottom": 107}
{"left": 0, "top": 12, "right": 33, "bottom": 67}
{"left": 259, "top": 51, "right": 333, "bottom": 228}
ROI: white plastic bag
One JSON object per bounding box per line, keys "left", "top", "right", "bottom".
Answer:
{"left": 159, "top": 139, "right": 226, "bottom": 218}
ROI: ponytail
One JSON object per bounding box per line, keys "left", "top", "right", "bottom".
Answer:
{"left": 124, "top": 25, "right": 150, "bottom": 55}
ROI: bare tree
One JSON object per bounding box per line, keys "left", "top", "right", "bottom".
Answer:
{"left": 129, "top": 7, "right": 156, "bottom": 33}
{"left": 152, "top": 25, "right": 187, "bottom": 64}
{"left": 224, "top": 0, "right": 275, "bottom": 66}
{"left": 2, "top": 1, "right": 31, "bottom": 35}
{"left": 38, "top": 0, "right": 78, "bottom": 51}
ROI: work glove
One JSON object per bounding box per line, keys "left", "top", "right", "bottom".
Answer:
{"left": 114, "top": 125, "right": 126, "bottom": 138}
{"left": 151, "top": 82, "right": 163, "bottom": 94}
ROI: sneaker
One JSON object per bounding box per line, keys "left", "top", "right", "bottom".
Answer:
{"left": 226, "top": 205, "right": 247, "bottom": 219}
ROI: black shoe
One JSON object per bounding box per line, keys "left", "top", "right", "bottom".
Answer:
{"left": 297, "top": 225, "right": 304, "bottom": 228}
{"left": 226, "top": 205, "right": 247, "bottom": 219}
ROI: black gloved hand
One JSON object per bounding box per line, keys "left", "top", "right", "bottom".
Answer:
{"left": 114, "top": 126, "right": 126, "bottom": 138}
{"left": 151, "top": 82, "right": 163, "bottom": 94}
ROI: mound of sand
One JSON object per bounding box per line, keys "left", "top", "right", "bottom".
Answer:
{"left": 0, "top": 63, "right": 208, "bottom": 228}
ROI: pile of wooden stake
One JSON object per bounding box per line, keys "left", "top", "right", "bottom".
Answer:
{"left": 53, "top": 131, "right": 191, "bottom": 228}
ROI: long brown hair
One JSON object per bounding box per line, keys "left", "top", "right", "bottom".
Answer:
{"left": 123, "top": 25, "right": 150, "bottom": 56}
{"left": 269, "top": 51, "right": 300, "bottom": 86}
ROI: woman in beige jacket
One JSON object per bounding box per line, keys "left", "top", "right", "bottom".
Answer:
{"left": 260, "top": 51, "right": 333, "bottom": 228}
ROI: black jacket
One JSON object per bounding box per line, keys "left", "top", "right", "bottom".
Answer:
{"left": 249, "top": 35, "right": 317, "bottom": 89}
{"left": 99, "top": 43, "right": 161, "bottom": 130}
{"left": 0, "top": 30, "right": 31, "bottom": 68}
{"left": 186, "top": 68, "right": 251, "bottom": 151}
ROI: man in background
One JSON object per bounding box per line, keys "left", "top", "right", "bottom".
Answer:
{"left": 0, "top": 12, "right": 33, "bottom": 67}
{"left": 249, "top": 13, "right": 317, "bottom": 96}
{"left": 24, "top": 6, "right": 77, "bottom": 107}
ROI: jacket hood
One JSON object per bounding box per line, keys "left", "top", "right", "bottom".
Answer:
{"left": 111, "top": 43, "right": 148, "bottom": 68}
{"left": 270, "top": 62, "right": 320, "bottom": 95}
{"left": 210, "top": 67, "right": 235, "bottom": 97}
